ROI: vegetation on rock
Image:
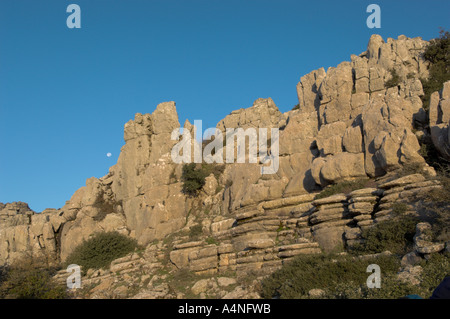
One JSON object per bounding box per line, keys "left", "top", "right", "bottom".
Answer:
{"left": 353, "top": 216, "right": 418, "bottom": 255}
{"left": 182, "top": 163, "right": 225, "bottom": 196}
{"left": 0, "top": 257, "right": 66, "bottom": 299}
{"left": 261, "top": 253, "right": 399, "bottom": 299}
{"left": 385, "top": 69, "right": 401, "bottom": 88}
{"left": 65, "top": 232, "right": 137, "bottom": 272}
{"left": 420, "top": 28, "right": 450, "bottom": 111}
{"left": 314, "top": 178, "right": 372, "bottom": 199}
{"left": 261, "top": 251, "right": 450, "bottom": 299}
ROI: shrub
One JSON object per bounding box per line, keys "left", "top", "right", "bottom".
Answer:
{"left": 182, "top": 163, "right": 208, "bottom": 196}
{"left": 260, "top": 253, "right": 400, "bottom": 299}
{"left": 169, "top": 169, "right": 177, "bottom": 183}
{"left": 353, "top": 216, "right": 418, "bottom": 255}
{"left": 225, "top": 179, "right": 233, "bottom": 188}
{"left": 427, "top": 165, "right": 450, "bottom": 203}
{"left": 362, "top": 273, "right": 421, "bottom": 299}
{"left": 189, "top": 224, "right": 203, "bottom": 240}
{"left": 421, "top": 166, "right": 450, "bottom": 242}
{"left": 168, "top": 268, "right": 198, "bottom": 298}
{"left": 215, "top": 185, "right": 224, "bottom": 194}
{"left": 315, "top": 178, "right": 371, "bottom": 200}
{"left": 205, "top": 237, "right": 218, "bottom": 245}
{"left": 391, "top": 202, "right": 409, "bottom": 216}
{"left": 419, "top": 136, "right": 444, "bottom": 169}
{"left": 181, "top": 163, "right": 225, "bottom": 196}
{"left": 0, "top": 257, "right": 66, "bottom": 299}
{"left": 385, "top": 69, "right": 401, "bottom": 88}
{"left": 395, "top": 162, "right": 426, "bottom": 177}
{"left": 203, "top": 163, "right": 225, "bottom": 180}
{"left": 420, "top": 28, "right": 450, "bottom": 111}
{"left": 418, "top": 252, "right": 450, "bottom": 298}
{"left": 65, "top": 231, "right": 137, "bottom": 272}
{"left": 292, "top": 104, "right": 300, "bottom": 110}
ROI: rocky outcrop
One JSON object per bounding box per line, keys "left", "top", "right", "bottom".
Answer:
{"left": 413, "top": 222, "right": 445, "bottom": 254}
{"left": 221, "top": 34, "right": 433, "bottom": 215}
{"left": 217, "top": 97, "right": 286, "bottom": 131}
{"left": 429, "top": 80, "right": 450, "bottom": 160}
{"left": 374, "top": 173, "right": 441, "bottom": 223}
{"left": 306, "top": 35, "right": 429, "bottom": 185}
{"left": 0, "top": 202, "right": 63, "bottom": 265}
{"left": 59, "top": 102, "right": 188, "bottom": 261}
{"left": 1, "top": 34, "right": 446, "bottom": 298}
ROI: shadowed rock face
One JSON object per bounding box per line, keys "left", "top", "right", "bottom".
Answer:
{"left": 429, "top": 81, "right": 450, "bottom": 160}
{"left": 1, "top": 34, "right": 448, "bottom": 265}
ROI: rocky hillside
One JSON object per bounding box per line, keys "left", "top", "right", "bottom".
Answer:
{"left": 0, "top": 33, "right": 449, "bottom": 299}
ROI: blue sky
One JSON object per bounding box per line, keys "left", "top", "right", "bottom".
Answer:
{"left": 1, "top": 0, "right": 449, "bottom": 212}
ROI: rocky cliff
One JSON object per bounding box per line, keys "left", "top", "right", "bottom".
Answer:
{"left": 1, "top": 34, "right": 449, "bottom": 298}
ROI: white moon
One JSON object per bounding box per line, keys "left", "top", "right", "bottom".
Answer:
{"left": 107, "top": 152, "right": 112, "bottom": 157}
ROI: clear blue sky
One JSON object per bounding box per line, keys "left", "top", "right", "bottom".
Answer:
{"left": 1, "top": 0, "right": 449, "bottom": 212}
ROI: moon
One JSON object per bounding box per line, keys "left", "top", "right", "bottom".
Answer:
{"left": 106, "top": 152, "right": 112, "bottom": 157}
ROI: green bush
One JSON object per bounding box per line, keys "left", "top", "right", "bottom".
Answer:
{"left": 418, "top": 252, "right": 450, "bottom": 298}
{"left": 385, "top": 69, "right": 401, "bottom": 88}
{"left": 0, "top": 257, "right": 66, "bottom": 299}
{"left": 315, "top": 178, "right": 371, "bottom": 200}
{"left": 420, "top": 167, "right": 450, "bottom": 242}
{"left": 419, "top": 136, "right": 444, "bottom": 169}
{"left": 427, "top": 165, "right": 450, "bottom": 203}
{"left": 260, "top": 253, "right": 400, "bottom": 299}
{"left": 420, "top": 28, "right": 450, "bottom": 111}
{"left": 189, "top": 224, "right": 203, "bottom": 240}
{"left": 181, "top": 163, "right": 224, "bottom": 196}
{"left": 353, "top": 216, "right": 418, "bottom": 255}
{"left": 205, "top": 237, "right": 218, "bottom": 245}
{"left": 391, "top": 202, "right": 409, "bottom": 216}
{"left": 261, "top": 251, "right": 450, "bottom": 299}
{"left": 182, "top": 163, "right": 208, "bottom": 196}
{"left": 65, "top": 231, "right": 137, "bottom": 272}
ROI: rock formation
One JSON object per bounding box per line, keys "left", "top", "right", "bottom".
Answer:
{"left": 429, "top": 80, "right": 450, "bottom": 160}
{"left": 1, "top": 34, "right": 450, "bottom": 299}
{"left": 0, "top": 202, "right": 62, "bottom": 265}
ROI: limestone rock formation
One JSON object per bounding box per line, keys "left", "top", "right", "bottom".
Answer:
{"left": 1, "top": 34, "right": 448, "bottom": 299}
{"left": 0, "top": 202, "right": 62, "bottom": 265}
{"left": 59, "top": 102, "right": 189, "bottom": 261}
{"left": 429, "top": 80, "right": 450, "bottom": 160}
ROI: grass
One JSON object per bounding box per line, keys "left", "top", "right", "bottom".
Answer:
{"left": 394, "top": 162, "right": 427, "bottom": 177}
{"left": 314, "top": 178, "right": 372, "bottom": 199}
{"left": 419, "top": 166, "right": 450, "bottom": 242}
{"left": 205, "top": 237, "right": 219, "bottom": 245}
{"left": 427, "top": 165, "right": 450, "bottom": 203}
{"left": 215, "top": 185, "right": 224, "bottom": 194}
